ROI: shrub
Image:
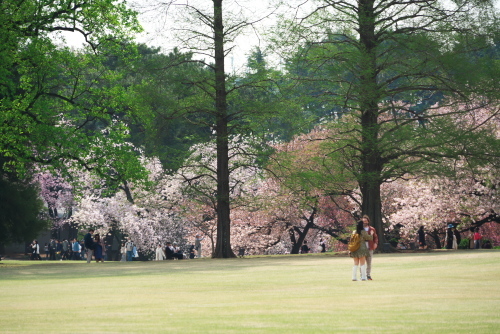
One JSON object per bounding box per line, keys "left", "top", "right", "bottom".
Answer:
{"left": 458, "top": 238, "right": 470, "bottom": 249}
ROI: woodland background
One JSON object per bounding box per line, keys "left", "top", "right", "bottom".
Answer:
{"left": 1, "top": 0, "right": 500, "bottom": 257}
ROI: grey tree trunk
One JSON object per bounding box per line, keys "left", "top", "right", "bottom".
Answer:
{"left": 357, "top": 0, "right": 386, "bottom": 244}
{"left": 213, "top": 0, "right": 235, "bottom": 258}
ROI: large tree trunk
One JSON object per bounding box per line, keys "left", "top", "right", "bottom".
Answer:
{"left": 360, "top": 182, "right": 385, "bottom": 245}
{"left": 358, "top": 0, "right": 386, "bottom": 245}
{"left": 212, "top": 0, "right": 235, "bottom": 258}
{"left": 290, "top": 223, "right": 313, "bottom": 254}
{"left": 290, "top": 209, "right": 316, "bottom": 254}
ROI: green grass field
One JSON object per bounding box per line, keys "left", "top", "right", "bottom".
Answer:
{"left": 0, "top": 250, "right": 499, "bottom": 333}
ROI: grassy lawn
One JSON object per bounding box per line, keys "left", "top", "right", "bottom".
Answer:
{"left": 0, "top": 250, "right": 499, "bottom": 333}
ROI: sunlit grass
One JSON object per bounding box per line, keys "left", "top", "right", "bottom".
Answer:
{"left": 1, "top": 250, "right": 499, "bottom": 333}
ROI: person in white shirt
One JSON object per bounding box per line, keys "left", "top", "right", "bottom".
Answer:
{"left": 194, "top": 234, "right": 204, "bottom": 258}
{"left": 155, "top": 244, "right": 165, "bottom": 261}
{"left": 125, "top": 238, "right": 134, "bottom": 261}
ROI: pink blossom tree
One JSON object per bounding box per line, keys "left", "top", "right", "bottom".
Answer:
{"left": 35, "top": 172, "right": 74, "bottom": 223}
{"left": 381, "top": 104, "right": 500, "bottom": 247}
{"left": 70, "top": 156, "right": 187, "bottom": 253}
{"left": 383, "top": 166, "right": 500, "bottom": 248}
{"left": 175, "top": 135, "right": 265, "bottom": 256}
{"left": 260, "top": 128, "right": 356, "bottom": 254}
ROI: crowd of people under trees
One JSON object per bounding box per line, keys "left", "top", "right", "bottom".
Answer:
{"left": 27, "top": 231, "right": 212, "bottom": 262}
{"left": 23, "top": 215, "right": 493, "bottom": 285}
{"left": 26, "top": 222, "right": 492, "bottom": 263}
{"left": 28, "top": 235, "right": 108, "bottom": 261}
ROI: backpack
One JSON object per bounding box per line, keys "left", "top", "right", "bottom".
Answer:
{"left": 348, "top": 232, "right": 361, "bottom": 252}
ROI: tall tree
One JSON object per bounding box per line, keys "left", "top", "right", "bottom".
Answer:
{"left": 277, "top": 0, "right": 500, "bottom": 243}
{"left": 126, "top": 46, "right": 213, "bottom": 170}
{"left": 0, "top": 0, "right": 142, "bottom": 177}
{"left": 135, "top": 0, "right": 281, "bottom": 257}
{"left": 0, "top": 163, "right": 48, "bottom": 249}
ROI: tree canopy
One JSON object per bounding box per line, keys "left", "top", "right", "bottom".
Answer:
{"left": 0, "top": 0, "right": 142, "bottom": 176}
{"left": 274, "top": 0, "right": 500, "bottom": 243}
{"left": 0, "top": 167, "right": 48, "bottom": 247}
{"left": 2, "top": 0, "right": 500, "bottom": 254}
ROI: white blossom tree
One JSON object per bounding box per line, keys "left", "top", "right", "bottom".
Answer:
{"left": 70, "top": 156, "right": 187, "bottom": 253}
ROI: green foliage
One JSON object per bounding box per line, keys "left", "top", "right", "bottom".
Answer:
{"left": 459, "top": 238, "right": 470, "bottom": 249}
{"left": 126, "top": 45, "right": 294, "bottom": 171}
{"left": 236, "top": 50, "right": 307, "bottom": 143}
{"left": 0, "top": 0, "right": 148, "bottom": 192}
{"left": 0, "top": 175, "right": 48, "bottom": 245}
{"left": 272, "top": 1, "right": 500, "bottom": 245}
{"left": 126, "top": 47, "right": 214, "bottom": 170}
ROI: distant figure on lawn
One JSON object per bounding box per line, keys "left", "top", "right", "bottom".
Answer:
{"left": 84, "top": 229, "right": 96, "bottom": 263}
{"left": 189, "top": 245, "right": 196, "bottom": 259}
{"left": 120, "top": 243, "right": 127, "bottom": 262}
{"left": 173, "top": 243, "right": 184, "bottom": 260}
{"left": 94, "top": 234, "right": 104, "bottom": 263}
{"left": 125, "top": 238, "right": 134, "bottom": 261}
{"left": 44, "top": 242, "right": 49, "bottom": 259}
{"left": 301, "top": 241, "right": 310, "bottom": 254}
{"left": 62, "top": 239, "right": 70, "bottom": 260}
{"left": 362, "top": 215, "right": 378, "bottom": 281}
{"left": 155, "top": 244, "right": 165, "bottom": 261}
{"left": 31, "top": 240, "right": 41, "bottom": 260}
{"left": 350, "top": 220, "right": 373, "bottom": 281}
{"left": 72, "top": 238, "right": 81, "bottom": 260}
{"left": 195, "top": 234, "right": 204, "bottom": 258}
{"left": 418, "top": 226, "right": 427, "bottom": 249}
{"left": 49, "top": 238, "right": 56, "bottom": 260}
{"left": 452, "top": 226, "right": 461, "bottom": 248}
{"left": 319, "top": 239, "right": 326, "bottom": 253}
{"left": 445, "top": 225, "right": 457, "bottom": 250}
{"left": 165, "top": 242, "right": 175, "bottom": 260}
{"left": 474, "top": 228, "right": 482, "bottom": 249}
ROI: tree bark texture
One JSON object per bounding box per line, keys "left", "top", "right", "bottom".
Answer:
{"left": 357, "top": 0, "right": 386, "bottom": 244}
{"left": 290, "top": 208, "right": 316, "bottom": 254}
{"left": 212, "top": 0, "right": 236, "bottom": 258}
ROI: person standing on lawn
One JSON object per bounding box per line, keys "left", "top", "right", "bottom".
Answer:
{"left": 84, "top": 229, "right": 96, "bottom": 263}
{"left": 194, "top": 234, "right": 204, "bottom": 258}
{"left": 155, "top": 244, "right": 165, "bottom": 261}
{"left": 351, "top": 220, "right": 373, "bottom": 281}
{"left": 31, "top": 240, "right": 41, "bottom": 260}
{"left": 474, "top": 228, "right": 482, "bottom": 249}
{"left": 125, "top": 238, "right": 134, "bottom": 261}
{"left": 72, "top": 238, "right": 81, "bottom": 260}
{"left": 362, "top": 215, "right": 378, "bottom": 280}
{"left": 94, "top": 234, "right": 104, "bottom": 263}
{"left": 418, "top": 226, "right": 427, "bottom": 249}
{"left": 62, "top": 239, "right": 70, "bottom": 260}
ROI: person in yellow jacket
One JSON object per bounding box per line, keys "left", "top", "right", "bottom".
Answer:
{"left": 351, "top": 220, "right": 373, "bottom": 281}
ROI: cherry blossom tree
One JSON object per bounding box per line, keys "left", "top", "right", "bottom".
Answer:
{"left": 382, "top": 103, "right": 500, "bottom": 248}
{"left": 35, "top": 172, "right": 74, "bottom": 222}
{"left": 253, "top": 128, "right": 357, "bottom": 254}
{"left": 66, "top": 135, "right": 262, "bottom": 256}
{"left": 276, "top": 0, "right": 500, "bottom": 246}
{"left": 70, "top": 156, "right": 187, "bottom": 253}
{"left": 175, "top": 135, "right": 265, "bottom": 256}
{"left": 383, "top": 166, "right": 500, "bottom": 248}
